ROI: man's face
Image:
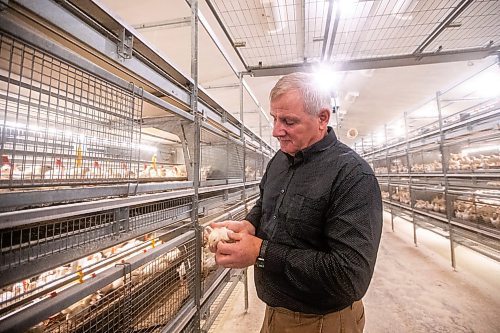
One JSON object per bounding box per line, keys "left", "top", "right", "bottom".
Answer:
{"left": 270, "top": 89, "right": 327, "bottom": 156}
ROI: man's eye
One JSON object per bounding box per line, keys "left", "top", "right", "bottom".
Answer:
{"left": 284, "top": 120, "right": 294, "bottom": 125}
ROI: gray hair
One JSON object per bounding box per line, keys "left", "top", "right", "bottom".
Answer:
{"left": 269, "top": 72, "right": 331, "bottom": 116}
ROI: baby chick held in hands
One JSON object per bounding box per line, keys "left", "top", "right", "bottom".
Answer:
{"left": 204, "top": 226, "right": 234, "bottom": 252}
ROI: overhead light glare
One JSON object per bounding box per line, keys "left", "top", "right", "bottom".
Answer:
{"left": 462, "top": 146, "right": 499, "bottom": 155}
{"left": 464, "top": 70, "right": 500, "bottom": 98}
{"left": 312, "top": 63, "right": 340, "bottom": 94}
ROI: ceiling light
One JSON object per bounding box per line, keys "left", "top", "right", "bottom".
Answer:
{"left": 464, "top": 70, "right": 500, "bottom": 98}
{"left": 312, "top": 63, "right": 340, "bottom": 93}
{"left": 373, "top": 130, "right": 385, "bottom": 145}
{"left": 462, "top": 146, "right": 499, "bottom": 155}
{"left": 409, "top": 101, "right": 438, "bottom": 118}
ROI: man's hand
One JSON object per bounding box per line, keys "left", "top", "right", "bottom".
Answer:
{"left": 215, "top": 231, "right": 262, "bottom": 269}
{"left": 210, "top": 219, "right": 256, "bottom": 235}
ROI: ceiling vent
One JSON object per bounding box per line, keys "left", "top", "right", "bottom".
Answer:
{"left": 346, "top": 128, "right": 359, "bottom": 139}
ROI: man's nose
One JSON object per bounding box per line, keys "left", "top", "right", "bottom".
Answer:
{"left": 272, "top": 122, "right": 283, "bottom": 137}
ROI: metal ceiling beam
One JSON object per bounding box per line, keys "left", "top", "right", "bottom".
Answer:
{"left": 248, "top": 47, "right": 500, "bottom": 77}
{"left": 325, "top": 0, "right": 341, "bottom": 61}
{"left": 321, "top": 0, "right": 334, "bottom": 60}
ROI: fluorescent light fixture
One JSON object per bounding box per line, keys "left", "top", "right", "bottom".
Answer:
{"left": 312, "top": 63, "right": 340, "bottom": 93}
{"left": 464, "top": 70, "right": 500, "bottom": 99}
{"left": 137, "top": 144, "right": 158, "bottom": 153}
{"left": 410, "top": 101, "right": 438, "bottom": 118}
{"left": 462, "top": 145, "right": 499, "bottom": 155}
{"left": 3, "top": 120, "right": 159, "bottom": 153}
{"left": 373, "top": 130, "right": 385, "bottom": 145}
{"left": 387, "top": 120, "right": 406, "bottom": 138}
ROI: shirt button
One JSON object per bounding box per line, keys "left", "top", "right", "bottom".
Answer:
{"left": 273, "top": 215, "right": 277, "bottom": 219}
{"left": 280, "top": 189, "right": 285, "bottom": 194}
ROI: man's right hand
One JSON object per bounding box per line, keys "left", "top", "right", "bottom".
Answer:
{"left": 210, "top": 219, "right": 256, "bottom": 236}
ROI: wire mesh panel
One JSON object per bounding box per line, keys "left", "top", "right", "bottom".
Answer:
{"left": 245, "top": 148, "right": 264, "bottom": 181}
{"left": 129, "top": 196, "right": 192, "bottom": 231}
{"left": 227, "top": 141, "right": 244, "bottom": 180}
{"left": 200, "top": 129, "right": 244, "bottom": 182}
{"left": 0, "top": 211, "right": 114, "bottom": 274}
{"left": 0, "top": 32, "right": 142, "bottom": 188}
{"left": 207, "top": 0, "right": 500, "bottom": 67}
{"left": 0, "top": 196, "right": 193, "bottom": 287}
{"left": 40, "top": 238, "right": 196, "bottom": 333}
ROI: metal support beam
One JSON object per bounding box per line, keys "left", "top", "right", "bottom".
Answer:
{"left": 325, "top": 0, "right": 341, "bottom": 61}
{"left": 204, "top": 83, "right": 240, "bottom": 90}
{"left": 133, "top": 17, "right": 191, "bottom": 30}
{"left": 321, "top": 0, "right": 334, "bottom": 61}
{"left": 248, "top": 46, "right": 500, "bottom": 77}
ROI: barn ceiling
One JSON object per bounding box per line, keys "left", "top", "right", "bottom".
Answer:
{"left": 99, "top": 0, "right": 500, "bottom": 148}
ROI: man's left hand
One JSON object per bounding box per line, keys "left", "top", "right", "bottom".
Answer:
{"left": 215, "top": 231, "right": 262, "bottom": 269}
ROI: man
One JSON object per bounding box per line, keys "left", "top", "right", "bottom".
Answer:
{"left": 212, "top": 72, "right": 382, "bottom": 333}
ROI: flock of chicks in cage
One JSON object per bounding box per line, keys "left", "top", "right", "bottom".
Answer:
{"left": 373, "top": 152, "right": 500, "bottom": 175}
{"left": 0, "top": 150, "right": 186, "bottom": 182}
{"left": 414, "top": 195, "right": 447, "bottom": 214}
{"left": 448, "top": 153, "right": 500, "bottom": 171}
{"left": 380, "top": 189, "right": 500, "bottom": 228}
{"left": 2, "top": 238, "right": 191, "bottom": 332}
{"left": 389, "top": 188, "right": 411, "bottom": 205}
{"left": 454, "top": 198, "right": 500, "bottom": 228}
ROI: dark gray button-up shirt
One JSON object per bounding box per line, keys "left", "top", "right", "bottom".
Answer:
{"left": 246, "top": 127, "right": 382, "bottom": 314}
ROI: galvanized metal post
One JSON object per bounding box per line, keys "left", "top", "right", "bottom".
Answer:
{"left": 384, "top": 124, "right": 394, "bottom": 232}
{"left": 436, "top": 91, "right": 456, "bottom": 270}
{"left": 239, "top": 72, "right": 249, "bottom": 311}
{"left": 404, "top": 111, "right": 417, "bottom": 246}
{"left": 190, "top": 0, "right": 203, "bottom": 331}
{"left": 240, "top": 72, "right": 247, "bottom": 200}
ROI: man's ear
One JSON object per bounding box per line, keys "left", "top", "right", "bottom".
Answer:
{"left": 318, "top": 108, "right": 330, "bottom": 129}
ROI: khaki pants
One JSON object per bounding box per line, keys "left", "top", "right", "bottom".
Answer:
{"left": 260, "top": 300, "right": 365, "bottom": 333}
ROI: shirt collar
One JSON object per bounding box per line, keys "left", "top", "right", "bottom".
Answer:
{"left": 285, "top": 127, "right": 337, "bottom": 166}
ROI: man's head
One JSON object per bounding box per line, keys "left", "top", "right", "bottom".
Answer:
{"left": 270, "top": 72, "right": 331, "bottom": 156}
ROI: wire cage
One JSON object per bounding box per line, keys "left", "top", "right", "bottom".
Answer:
{"left": 408, "top": 143, "right": 443, "bottom": 174}
{"left": 36, "top": 237, "right": 196, "bottom": 333}
{"left": 388, "top": 183, "right": 411, "bottom": 207}
{"left": 372, "top": 154, "right": 388, "bottom": 175}
{"left": 0, "top": 32, "right": 143, "bottom": 188}
{"left": 388, "top": 151, "right": 408, "bottom": 174}
{"left": 245, "top": 147, "right": 264, "bottom": 181}
{"left": 442, "top": 118, "right": 500, "bottom": 174}
{"left": 448, "top": 190, "right": 500, "bottom": 231}
{"left": 411, "top": 186, "right": 446, "bottom": 217}
{"left": 200, "top": 128, "right": 244, "bottom": 182}
{"left": 0, "top": 195, "right": 193, "bottom": 290}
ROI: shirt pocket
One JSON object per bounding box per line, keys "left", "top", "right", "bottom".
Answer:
{"left": 286, "top": 194, "right": 327, "bottom": 245}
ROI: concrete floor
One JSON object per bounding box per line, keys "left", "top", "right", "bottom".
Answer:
{"left": 210, "top": 212, "right": 500, "bottom": 333}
